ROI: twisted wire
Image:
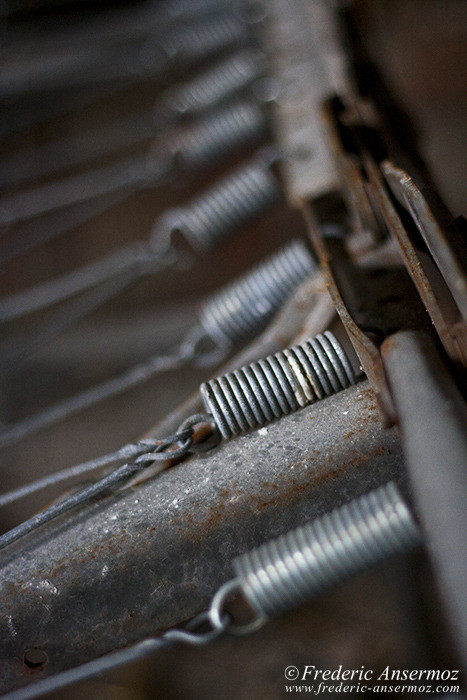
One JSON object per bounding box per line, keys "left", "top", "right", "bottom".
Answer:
{"left": 0, "top": 440, "right": 162, "bottom": 508}
{"left": 153, "top": 153, "right": 279, "bottom": 253}
{"left": 234, "top": 482, "right": 422, "bottom": 618}
{"left": 160, "top": 49, "right": 264, "bottom": 117}
{"left": 200, "top": 331, "right": 356, "bottom": 439}
{"left": 0, "top": 428, "right": 195, "bottom": 551}
{"left": 199, "top": 239, "right": 315, "bottom": 344}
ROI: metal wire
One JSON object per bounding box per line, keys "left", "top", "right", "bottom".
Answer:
{"left": 0, "top": 243, "right": 162, "bottom": 323}
{"left": 0, "top": 440, "right": 163, "bottom": 508}
{"left": 1, "top": 610, "right": 227, "bottom": 700}
{"left": 152, "top": 150, "right": 278, "bottom": 253}
{"left": 0, "top": 151, "right": 277, "bottom": 327}
{"left": 0, "top": 14, "right": 249, "bottom": 99}
{"left": 0, "top": 350, "right": 194, "bottom": 450}
{"left": 199, "top": 239, "right": 315, "bottom": 345}
{"left": 0, "top": 49, "right": 265, "bottom": 190}
{"left": 0, "top": 418, "right": 218, "bottom": 551}
{"left": 0, "top": 190, "right": 137, "bottom": 265}
{"left": 200, "top": 331, "right": 356, "bottom": 439}
{"left": 233, "top": 482, "right": 422, "bottom": 618}
{"left": 1, "top": 484, "right": 422, "bottom": 698}
{"left": 0, "top": 240, "right": 316, "bottom": 445}
{"left": 0, "top": 98, "right": 267, "bottom": 228}
{"left": 0, "top": 152, "right": 169, "bottom": 227}
{"left": 0, "top": 272, "right": 154, "bottom": 375}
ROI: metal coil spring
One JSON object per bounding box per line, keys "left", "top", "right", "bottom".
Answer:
{"left": 200, "top": 331, "right": 355, "bottom": 439}
{"left": 143, "top": 16, "right": 248, "bottom": 72}
{"left": 166, "top": 100, "right": 267, "bottom": 174}
{"left": 199, "top": 240, "right": 315, "bottom": 345}
{"left": 152, "top": 154, "right": 279, "bottom": 253}
{"left": 166, "top": 0, "right": 233, "bottom": 20}
{"left": 160, "top": 49, "right": 265, "bottom": 118}
{"left": 234, "top": 482, "right": 422, "bottom": 618}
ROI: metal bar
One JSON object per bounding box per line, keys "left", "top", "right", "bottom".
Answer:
{"left": 382, "top": 330, "right": 467, "bottom": 672}
{"left": 0, "top": 380, "right": 405, "bottom": 694}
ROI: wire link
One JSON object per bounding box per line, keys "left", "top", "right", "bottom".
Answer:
{"left": 0, "top": 416, "right": 220, "bottom": 551}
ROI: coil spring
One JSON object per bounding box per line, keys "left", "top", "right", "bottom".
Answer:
{"left": 199, "top": 240, "right": 315, "bottom": 345}
{"left": 200, "top": 331, "right": 355, "bottom": 439}
{"left": 160, "top": 49, "right": 265, "bottom": 118}
{"left": 166, "top": 99, "right": 267, "bottom": 174}
{"left": 152, "top": 154, "right": 280, "bottom": 253}
{"left": 142, "top": 16, "right": 248, "bottom": 72}
{"left": 233, "top": 482, "right": 422, "bottom": 618}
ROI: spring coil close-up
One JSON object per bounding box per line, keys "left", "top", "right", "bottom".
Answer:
{"left": 233, "top": 482, "right": 422, "bottom": 618}
{"left": 142, "top": 15, "right": 248, "bottom": 73}
{"left": 152, "top": 154, "right": 280, "bottom": 252}
{"left": 199, "top": 239, "right": 315, "bottom": 344}
{"left": 165, "top": 99, "right": 267, "bottom": 174}
{"left": 160, "top": 49, "right": 265, "bottom": 118}
{"left": 200, "top": 331, "right": 356, "bottom": 439}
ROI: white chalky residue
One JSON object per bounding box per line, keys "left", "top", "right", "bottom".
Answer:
{"left": 7, "top": 616, "right": 17, "bottom": 637}
{"left": 39, "top": 579, "right": 58, "bottom": 594}
{"left": 258, "top": 427, "right": 268, "bottom": 436}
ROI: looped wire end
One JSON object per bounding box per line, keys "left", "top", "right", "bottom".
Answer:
{"left": 177, "top": 413, "right": 222, "bottom": 454}
{"left": 162, "top": 610, "right": 229, "bottom": 647}
{"left": 209, "top": 578, "right": 267, "bottom": 636}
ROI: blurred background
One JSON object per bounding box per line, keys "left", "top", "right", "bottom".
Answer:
{"left": 0, "top": 0, "right": 465, "bottom": 697}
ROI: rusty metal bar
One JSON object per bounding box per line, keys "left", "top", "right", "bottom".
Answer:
{"left": 0, "top": 381, "right": 404, "bottom": 694}
{"left": 382, "top": 330, "right": 467, "bottom": 672}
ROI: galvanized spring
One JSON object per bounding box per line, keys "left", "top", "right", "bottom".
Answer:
{"left": 233, "top": 482, "right": 422, "bottom": 618}
{"left": 151, "top": 152, "right": 279, "bottom": 253}
{"left": 159, "top": 49, "right": 265, "bottom": 118}
{"left": 141, "top": 15, "right": 248, "bottom": 73}
{"left": 199, "top": 240, "right": 315, "bottom": 345}
{"left": 164, "top": 99, "right": 268, "bottom": 175}
{"left": 200, "top": 331, "right": 355, "bottom": 439}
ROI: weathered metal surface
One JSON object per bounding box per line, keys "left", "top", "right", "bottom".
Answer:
{"left": 0, "top": 381, "right": 405, "bottom": 694}
{"left": 382, "top": 331, "right": 467, "bottom": 673}
{"left": 303, "top": 201, "right": 432, "bottom": 424}
{"left": 383, "top": 160, "right": 467, "bottom": 321}
{"left": 260, "top": 0, "right": 348, "bottom": 204}
{"left": 364, "top": 156, "right": 467, "bottom": 365}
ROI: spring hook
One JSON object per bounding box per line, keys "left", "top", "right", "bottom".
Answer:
{"left": 151, "top": 151, "right": 279, "bottom": 253}
{"left": 159, "top": 49, "right": 265, "bottom": 119}
{"left": 232, "top": 482, "right": 422, "bottom": 619}
{"left": 199, "top": 239, "right": 315, "bottom": 345}
{"left": 200, "top": 331, "right": 356, "bottom": 439}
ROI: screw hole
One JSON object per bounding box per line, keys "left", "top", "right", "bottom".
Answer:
{"left": 23, "top": 648, "right": 48, "bottom": 671}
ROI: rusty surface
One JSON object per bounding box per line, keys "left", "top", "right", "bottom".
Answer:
{"left": 383, "top": 160, "right": 467, "bottom": 320}
{"left": 382, "top": 331, "right": 467, "bottom": 673}
{"left": 364, "top": 156, "right": 467, "bottom": 365}
{"left": 0, "top": 381, "right": 406, "bottom": 694}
